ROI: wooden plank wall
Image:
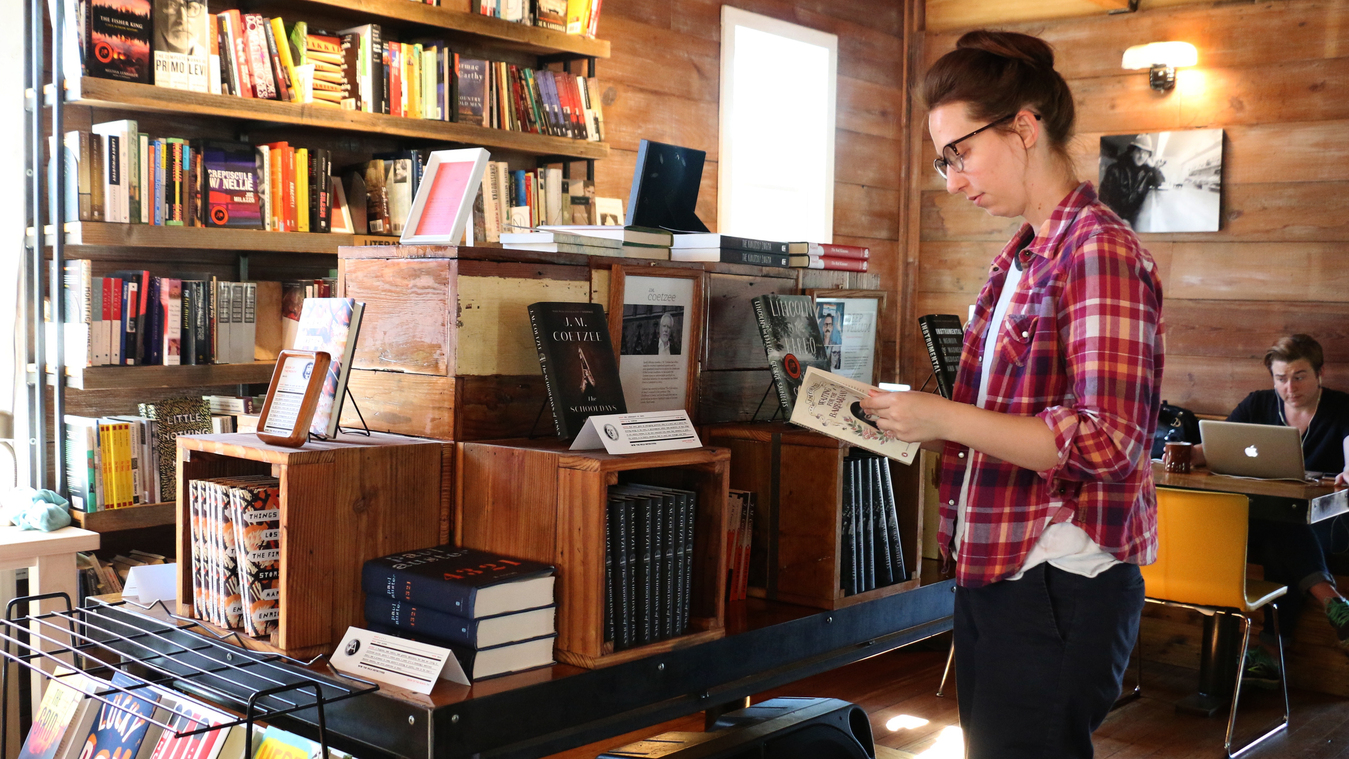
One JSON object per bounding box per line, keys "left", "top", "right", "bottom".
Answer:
{"left": 594, "top": 0, "right": 912, "bottom": 379}
{"left": 909, "top": 0, "right": 1349, "bottom": 416}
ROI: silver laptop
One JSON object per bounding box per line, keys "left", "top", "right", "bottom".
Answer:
{"left": 1199, "top": 420, "right": 1316, "bottom": 480}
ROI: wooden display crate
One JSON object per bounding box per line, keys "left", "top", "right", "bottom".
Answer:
{"left": 456, "top": 439, "right": 730, "bottom": 668}
{"left": 175, "top": 432, "right": 452, "bottom": 659}
{"left": 702, "top": 422, "right": 923, "bottom": 610}
{"left": 695, "top": 271, "right": 800, "bottom": 424}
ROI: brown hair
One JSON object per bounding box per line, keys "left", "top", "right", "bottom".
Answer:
{"left": 921, "top": 30, "right": 1076, "bottom": 170}
{"left": 1264, "top": 334, "right": 1325, "bottom": 374}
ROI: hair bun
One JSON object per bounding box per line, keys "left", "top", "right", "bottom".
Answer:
{"left": 956, "top": 30, "right": 1056, "bottom": 70}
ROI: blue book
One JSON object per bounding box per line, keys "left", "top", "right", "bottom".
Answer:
{"left": 81, "top": 672, "right": 161, "bottom": 759}
{"left": 364, "top": 595, "right": 555, "bottom": 648}
{"left": 513, "top": 169, "right": 528, "bottom": 208}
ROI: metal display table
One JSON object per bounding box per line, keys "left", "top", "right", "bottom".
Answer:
{"left": 104, "top": 581, "right": 955, "bottom": 759}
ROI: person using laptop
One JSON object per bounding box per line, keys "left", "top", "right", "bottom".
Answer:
{"left": 1196, "top": 334, "right": 1349, "bottom": 683}
{"left": 860, "top": 30, "right": 1162, "bottom": 758}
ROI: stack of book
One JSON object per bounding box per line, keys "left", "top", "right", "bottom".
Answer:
{"left": 840, "top": 452, "right": 909, "bottom": 597}
{"left": 539, "top": 225, "right": 673, "bottom": 259}
{"left": 786, "top": 242, "right": 871, "bottom": 272}
{"left": 605, "top": 483, "right": 698, "bottom": 651}
{"left": 187, "top": 475, "right": 283, "bottom": 638}
{"left": 724, "top": 490, "right": 755, "bottom": 602}
{"left": 362, "top": 546, "right": 558, "bottom": 680}
{"left": 205, "top": 394, "right": 266, "bottom": 433}
{"left": 669, "top": 234, "right": 790, "bottom": 267}
{"left": 500, "top": 230, "right": 622, "bottom": 256}
{"left": 52, "top": 262, "right": 266, "bottom": 369}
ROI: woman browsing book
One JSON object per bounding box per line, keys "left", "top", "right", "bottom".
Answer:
{"left": 859, "top": 31, "right": 1163, "bottom": 759}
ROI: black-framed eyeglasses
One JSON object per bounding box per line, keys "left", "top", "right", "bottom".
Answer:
{"left": 932, "top": 113, "right": 1041, "bottom": 179}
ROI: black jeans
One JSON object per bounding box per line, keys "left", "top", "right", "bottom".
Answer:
{"left": 1250, "top": 515, "right": 1347, "bottom": 644}
{"left": 954, "top": 562, "right": 1145, "bottom": 759}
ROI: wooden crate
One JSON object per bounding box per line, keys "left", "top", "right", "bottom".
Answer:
{"left": 695, "top": 271, "right": 800, "bottom": 425}
{"left": 456, "top": 439, "right": 730, "bottom": 668}
{"left": 176, "top": 432, "right": 452, "bottom": 659}
{"left": 702, "top": 422, "right": 923, "bottom": 610}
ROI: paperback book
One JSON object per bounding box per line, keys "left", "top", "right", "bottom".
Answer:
{"left": 292, "top": 298, "right": 365, "bottom": 438}
{"left": 750, "top": 294, "right": 830, "bottom": 416}
{"left": 86, "top": 0, "right": 153, "bottom": 84}
{"left": 202, "top": 141, "right": 263, "bottom": 228}
{"left": 788, "top": 366, "right": 920, "bottom": 464}
{"left": 526, "top": 301, "right": 626, "bottom": 439}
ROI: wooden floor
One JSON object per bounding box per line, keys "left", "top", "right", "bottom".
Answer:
{"left": 544, "top": 637, "right": 1349, "bottom": 758}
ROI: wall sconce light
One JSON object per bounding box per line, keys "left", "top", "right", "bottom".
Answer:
{"left": 1122, "top": 41, "right": 1197, "bottom": 91}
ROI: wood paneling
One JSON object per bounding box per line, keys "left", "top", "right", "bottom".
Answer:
{"left": 600, "top": 0, "right": 911, "bottom": 383}
{"left": 910, "top": 0, "right": 1349, "bottom": 417}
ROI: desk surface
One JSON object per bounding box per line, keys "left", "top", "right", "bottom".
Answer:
{"left": 1151, "top": 461, "right": 1348, "bottom": 523}
{"left": 0, "top": 525, "right": 98, "bottom": 560}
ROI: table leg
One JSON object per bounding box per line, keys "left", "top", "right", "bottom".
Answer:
{"left": 1176, "top": 613, "right": 1242, "bottom": 717}
{"left": 27, "top": 553, "right": 80, "bottom": 705}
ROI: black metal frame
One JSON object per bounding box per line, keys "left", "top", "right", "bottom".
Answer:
{"left": 0, "top": 595, "right": 380, "bottom": 757}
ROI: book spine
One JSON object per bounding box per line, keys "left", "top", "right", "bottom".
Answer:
{"left": 359, "top": 565, "right": 477, "bottom": 617}
{"left": 719, "top": 248, "right": 789, "bottom": 267}
{"left": 526, "top": 304, "right": 567, "bottom": 438}
{"left": 678, "top": 490, "right": 693, "bottom": 634}
{"left": 917, "top": 316, "right": 953, "bottom": 400}
{"left": 870, "top": 458, "right": 893, "bottom": 586}
{"left": 841, "top": 461, "right": 856, "bottom": 595}
{"left": 364, "top": 595, "right": 475, "bottom": 648}
{"left": 880, "top": 460, "right": 908, "bottom": 583}
{"left": 807, "top": 242, "right": 870, "bottom": 260}
{"left": 636, "top": 495, "right": 652, "bottom": 646}
{"left": 717, "top": 235, "right": 789, "bottom": 255}
{"left": 604, "top": 508, "right": 614, "bottom": 644}
{"left": 652, "top": 494, "right": 668, "bottom": 640}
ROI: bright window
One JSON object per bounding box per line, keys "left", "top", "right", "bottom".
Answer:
{"left": 718, "top": 8, "right": 837, "bottom": 243}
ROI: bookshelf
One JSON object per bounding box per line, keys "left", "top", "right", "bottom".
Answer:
{"left": 35, "top": 361, "right": 277, "bottom": 391}
{"left": 63, "top": 78, "right": 610, "bottom": 160}
{"left": 69, "top": 501, "right": 176, "bottom": 532}
{"left": 35, "top": 221, "right": 392, "bottom": 255}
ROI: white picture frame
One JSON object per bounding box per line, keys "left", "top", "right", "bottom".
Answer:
{"left": 399, "top": 148, "right": 491, "bottom": 245}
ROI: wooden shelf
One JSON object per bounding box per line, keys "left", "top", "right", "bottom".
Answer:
{"left": 33, "top": 222, "right": 385, "bottom": 254}
{"left": 66, "top": 78, "right": 609, "bottom": 161}
{"left": 70, "top": 501, "right": 176, "bottom": 532}
{"left": 292, "top": 0, "right": 610, "bottom": 59}
{"left": 34, "top": 361, "right": 277, "bottom": 390}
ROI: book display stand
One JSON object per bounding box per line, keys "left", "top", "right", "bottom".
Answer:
{"left": 457, "top": 439, "right": 730, "bottom": 668}
{"left": 176, "top": 432, "right": 452, "bottom": 658}
{"left": 703, "top": 422, "right": 922, "bottom": 610}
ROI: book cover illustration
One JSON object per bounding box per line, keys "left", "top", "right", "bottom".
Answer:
{"left": 293, "top": 298, "right": 365, "bottom": 437}
{"left": 17, "top": 673, "right": 85, "bottom": 759}
{"left": 231, "top": 479, "right": 281, "bottom": 637}
{"left": 751, "top": 294, "right": 830, "bottom": 415}
{"left": 152, "top": 0, "right": 209, "bottom": 92}
{"left": 147, "top": 699, "right": 238, "bottom": 759}
{"left": 79, "top": 672, "right": 162, "bottom": 759}
{"left": 87, "top": 0, "right": 153, "bottom": 84}
{"left": 527, "top": 302, "right": 626, "bottom": 439}
{"left": 138, "top": 397, "right": 212, "bottom": 501}
{"left": 789, "top": 366, "right": 920, "bottom": 464}
{"left": 202, "top": 141, "right": 263, "bottom": 228}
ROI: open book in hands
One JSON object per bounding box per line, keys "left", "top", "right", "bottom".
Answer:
{"left": 789, "top": 366, "right": 921, "bottom": 464}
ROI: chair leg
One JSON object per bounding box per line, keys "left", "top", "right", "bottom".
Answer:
{"left": 936, "top": 638, "right": 955, "bottom": 697}
{"left": 1224, "top": 610, "right": 1290, "bottom": 759}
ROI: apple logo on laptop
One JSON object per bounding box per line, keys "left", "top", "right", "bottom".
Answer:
{"left": 1245, "top": 445, "right": 1259, "bottom": 458}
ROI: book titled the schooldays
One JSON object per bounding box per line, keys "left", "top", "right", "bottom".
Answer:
{"left": 362, "top": 545, "right": 555, "bottom": 619}
{"left": 751, "top": 294, "right": 830, "bottom": 416}
{"left": 917, "top": 313, "right": 964, "bottom": 400}
{"left": 527, "top": 301, "right": 626, "bottom": 439}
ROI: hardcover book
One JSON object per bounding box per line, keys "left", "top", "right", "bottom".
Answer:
{"left": 788, "top": 366, "right": 920, "bottom": 464}
{"left": 363, "top": 596, "right": 556, "bottom": 649}
{"left": 751, "top": 294, "right": 830, "bottom": 415}
{"left": 152, "top": 0, "right": 208, "bottom": 92}
{"left": 138, "top": 397, "right": 212, "bottom": 501}
{"left": 202, "top": 141, "right": 263, "bottom": 228}
{"left": 917, "top": 314, "right": 964, "bottom": 400}
{"left": 362, "top": 545, "right": 555, "bottom": 619}
{"left": 292, "top": 298, "right": 365, "bottom": 438}
{"left": 526, "top": 301, "right": 626, "bottom": 439}
{"left": 87, "top": 0, "right": 153, "bottom": 84}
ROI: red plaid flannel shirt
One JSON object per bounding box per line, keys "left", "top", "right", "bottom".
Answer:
{"left": 937, "top": 182, "right": 1163, "bottom": 588}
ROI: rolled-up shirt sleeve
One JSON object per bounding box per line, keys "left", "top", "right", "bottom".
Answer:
{"left": 1036, "top": 231, "right": 1162, "bottom": 484}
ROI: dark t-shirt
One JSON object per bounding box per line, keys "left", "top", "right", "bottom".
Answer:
{"left": 1227, "top": 387, "right": 1349, "bottom": 474}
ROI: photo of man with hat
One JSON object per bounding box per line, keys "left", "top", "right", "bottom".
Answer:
{"left": 1099, "top": 134, "right": 1167, "bottom": 228}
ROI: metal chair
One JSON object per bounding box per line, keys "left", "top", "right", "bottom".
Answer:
{"left": 1141, "top": 488, "right": 1290, "bottom": 759}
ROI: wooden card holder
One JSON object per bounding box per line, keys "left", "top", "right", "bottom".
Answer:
{"left": 702, "top": 421, "right": 923, "bottom": 610}
{"left": 456, "top": 439, "right": 730, "bottom": 668}
{"left": 256, "top": 350, "right": 330, "bottom": 447}
{"left": 176, "top": 432, "right": 453, "bottom": 659}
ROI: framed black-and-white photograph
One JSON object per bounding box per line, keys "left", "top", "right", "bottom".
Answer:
{"left": 1099, "top": 129, "right": 1223, "bottom": 233}
{"left": 608, "top": 266, "right": 704, "bottom": 416}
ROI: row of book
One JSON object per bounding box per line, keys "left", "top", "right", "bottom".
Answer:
{"left": 461, "top": 60, "right": 606, "bottom": 142}
{"left": 19, "top": 666, "right": 360, "bottom": 759}
{"left": 668, "top": 235, "right": 872, "bottom": 270}
{"left": 54, "top": 262, "right": 259, "bottom": 368}
{"left": 604, "top": 483, "right": 699, "bottom": 651}
{"left": 64, "top": 415, "right": 164, "bottom": 510}
{"left": 724, "top": 490, "right": 756, "bottom": 602}
{"left": 362, "top": 546, "right": 558, "bottom": 680}
{"left": 188, "top": 475, "right": 281, "bottom": 638}
{"left": 841, "top": 452, "right": 910, "bottom": 596}
{"left": 480, "top": 0, "right": 605, "bottom": 38}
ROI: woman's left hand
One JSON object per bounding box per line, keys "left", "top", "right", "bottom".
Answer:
{"left": 857, "top": 390, "right": 956, "bottom": 443}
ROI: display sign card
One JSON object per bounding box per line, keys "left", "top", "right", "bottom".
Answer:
{"left": 570, "top": 410, "right": 702, "bottom": 454}
{"left": 331, "top": 626, "right": 468, "bottom": 693}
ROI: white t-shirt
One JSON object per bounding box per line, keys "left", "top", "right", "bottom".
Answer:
{"left": 953, "top": 253, "right": 1120, "bottom": 580}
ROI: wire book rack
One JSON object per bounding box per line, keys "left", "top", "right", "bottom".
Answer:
{"left": 0, "top": 593, "right": 379, "bottom": 758}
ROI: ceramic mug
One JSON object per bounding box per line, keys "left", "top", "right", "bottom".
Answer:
{"left": 1163, "top": 441, "right": 1194, "bottom": 474}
